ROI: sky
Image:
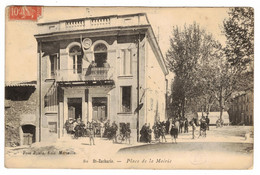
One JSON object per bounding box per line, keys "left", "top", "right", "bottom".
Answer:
{"left": 5, "top": 7, "right": 229, "bottom": 81}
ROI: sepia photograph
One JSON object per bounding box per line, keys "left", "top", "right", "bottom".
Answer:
{"left": 4, "top": 6, "right": 254, "bottom": 169}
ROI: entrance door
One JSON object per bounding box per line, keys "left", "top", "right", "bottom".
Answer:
{"left": 21, "top": 125, "right": 36, "bottom": 145}
{"left": 68, "top": 98, "right": 82, "bottom": 120}
{"left": 92, "top": 97, "right": 107, "bottom": 121}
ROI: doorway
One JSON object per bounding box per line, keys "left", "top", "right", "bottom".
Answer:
{"left": 68, "top": 98, "right": 82, "bottom": 120}
{"left": 92, "top": 97, "right": 107, "bottom": 122}
{"left": 21, "top": 124, "right": 36, "bottom": 145}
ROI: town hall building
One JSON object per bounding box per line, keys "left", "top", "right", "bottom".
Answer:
{"left": 34, "top": 13, "right": 168, "bottom": 142}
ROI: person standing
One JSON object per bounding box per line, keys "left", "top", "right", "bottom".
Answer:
{"left": 89, "top": 127, "right": 95, "bottom": 145}
{"left": 166, "top": 119, "right": 170, "bottom": 134}
{"left": 125, "top": 124, "right": 131, "bottom": 144}
{"left": 174, "top": 118, "right": 180, "bottom": 138}
{"left": 104, "top": 120, "right": 110, "bottom": 138}
{"left": 170, "top": 122, "right": 178, "bottom": 144}
{"left": 140, "top": 123, "right": 147, "bottom": 142}
{"left": 92, "top": 119, "right": 97, "bottom": 137}
{"left": 112, "top": 121, "right": 118, "bottom": 143}
{"left": 179, "top": 118, "right": 184, "bottom": 133}
{"left": 184, "top": 118, "right": 189, "bottom": 133}
{"left": 191, "top": 119, "right": 197, "bottom": 139}
{"left": 161, "top": 125, "right": 167, "bottom": 142}
{"left": 199, "top": 116, "right": 207, "bottom": 137}
{"left": 205, "top": 115, "right": 210, "bottom": 130}
{"left": 147, "top": 124, "right": 152, "bottom": 144}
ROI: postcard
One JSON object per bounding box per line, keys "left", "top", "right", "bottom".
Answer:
{"left": 5, "top": 6, "right": 254, "bottom": 169}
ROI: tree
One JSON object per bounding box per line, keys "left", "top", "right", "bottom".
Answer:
{"left": 220, "top": 7, "right": 254, "bottom": 122}
{"left": 223, "top": 7, "right": 254, "bottom": 73}
{"left": 167, "top": 8, "right": 254, "bottom": 121}
{"left": 207, "top": 55, "right": 235, "bottom": 121}
{"left": 195, "top": 32, "right": 223, "bottom": 116}
{"left": 166, "top": 23, "right": 221, "bottom": 118}
{"left": 168, "top": 76, "right": 185, "bottom": 117}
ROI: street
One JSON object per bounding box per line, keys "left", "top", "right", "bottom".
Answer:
{"left": 5, "top": 126, "right": 253, "bottom": 169}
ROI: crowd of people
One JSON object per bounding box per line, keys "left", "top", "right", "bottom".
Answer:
{"left": 103, "top": 121, "right": 118, "bottom": 141}
{"left": 139, "top": 115, "right": 210, "bottom": 144}
{"left": 64, "top": 118, "right": 132, "bottom": 144}
{"left": 64, "top": 114, "right": 211, "bottom": 145}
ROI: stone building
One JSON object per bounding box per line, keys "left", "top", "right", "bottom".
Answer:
{"left": 34, "top": 13, "right": 168, "bottom": 142}
{"left": 228, "top": 88, "right": 254, "bottom": 125}
{"left": 5, "top": 81, "right": 37, "bottom": 146}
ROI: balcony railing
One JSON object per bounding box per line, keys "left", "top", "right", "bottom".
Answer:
{"left": 90, "top": 18, "right": 110, "bottom": 27}
{"left": 65, "top": 19, "right": 85, "bottom": 30}
{"left": 55, "top": 67, "right": 112, "bottom": 82}
{"left": 37, "top": 13, "right": 149, "bottom": 34}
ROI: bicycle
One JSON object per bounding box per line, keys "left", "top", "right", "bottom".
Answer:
{"left": 116, "top": 133, "right": 131, "bottom": 144}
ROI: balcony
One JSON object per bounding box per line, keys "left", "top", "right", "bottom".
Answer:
{"left": 55, "top": 67, "right": 113, "bottom": 83}
{"left": 37, "top": 13, "right": 149, "bottom": 34}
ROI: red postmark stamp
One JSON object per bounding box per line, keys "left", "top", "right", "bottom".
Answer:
{"left": 9, "top": 6, "right": 42, "bottom": 21}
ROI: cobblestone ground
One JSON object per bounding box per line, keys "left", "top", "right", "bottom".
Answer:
{"left": 5, "top": 126, "right": 253, "bottom": 169}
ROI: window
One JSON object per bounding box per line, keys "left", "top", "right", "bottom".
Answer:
{"left": 121, "top": 49, "right": 132, "bottom": 75}
{"left": 69, "top": 46, "right": 82, "bottom": 74}
{"left": 121, "top": 86, "right": 132, "bottom": 112}
{"left": 50, "top": 54, "right": 59, "bottom": 77}
{"left": 72, "top": 55, "right": 82, "bottom": 73}
{"left": 94, "top": 43, "right": 107, "bottom": 67}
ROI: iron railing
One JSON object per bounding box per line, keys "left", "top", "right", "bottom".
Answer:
{"left": 55, "top": 67, "right": 112, "bottom": 82}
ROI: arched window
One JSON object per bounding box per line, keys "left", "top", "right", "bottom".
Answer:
{"left": 94, "top": 43, "right": 107, "bottom": 67}
{"left": 69, "top": 45, "right": 82, "bottom": 74}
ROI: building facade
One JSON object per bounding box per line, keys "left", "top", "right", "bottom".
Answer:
{"left": 228, "top": 88, "right": 254, "bottom": 125}
{"left": 5, "top": 81, "right": 38, "bottom": 146}
{"left": 34, "top": 13, "right": 168, "bottom": 142}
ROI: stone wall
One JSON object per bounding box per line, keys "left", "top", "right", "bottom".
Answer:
{"left": 5, "top": 86, "right": 37, "bottom": 146}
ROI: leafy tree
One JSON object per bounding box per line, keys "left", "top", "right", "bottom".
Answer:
{"left": 195, "top": 32, "right": 223, "bottom": 116}
{"left": 222, "top": 7, "right": 254, "bottom": 120}
{"left": 223, "top": 7, "right": 254, "bottom": 72}
{"left": 166, "top": 23, "right": 221, "bottom": 118}
{"left": 206, "top": 54, "right": 235, "bottom": 120}
{"left": 168, "top": 76, "right": 184, "bottom": 118}
{"left": 167, "top": 8, "right": 254, "bottom": 121}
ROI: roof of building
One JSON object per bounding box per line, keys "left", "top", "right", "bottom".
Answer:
{"left": 5, "top": 81, "right": 37, "bottom": 87}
